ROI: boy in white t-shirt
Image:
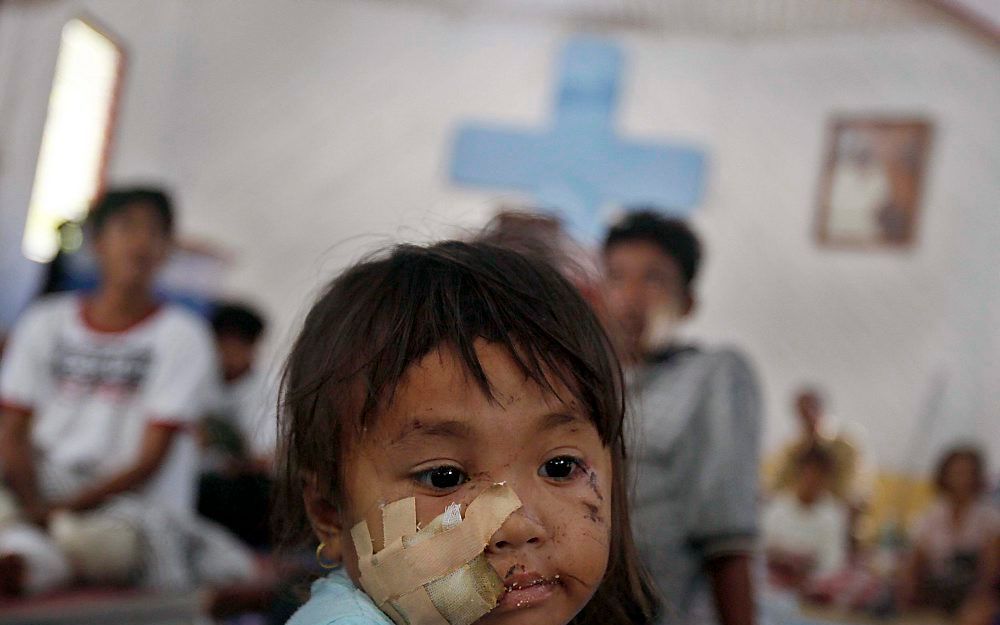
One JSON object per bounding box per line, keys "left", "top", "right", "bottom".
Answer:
{"left": 0, "top": 188, "right": 252, "bottom": 596}
{"left": 763, "top": 446, "right": 849, "bottom": 589}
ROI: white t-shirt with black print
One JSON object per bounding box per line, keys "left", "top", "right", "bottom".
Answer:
{"left": 0, "top": 293, "right": 217, "bottom": 514}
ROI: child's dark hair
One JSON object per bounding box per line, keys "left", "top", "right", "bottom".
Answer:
{"left": 277, "top": 240, "right": 658, "bottom": 624}
{"left": 211, "top": 302, "right": 266, "bottom": 343}
{"left": 934, "top": 445, "right": 986, "bottom": 495}
{"left": 604, "top": 209, "right": 702, "bottom": 291}
{"left": 87, "top": 187, "right": 174, "bottom": 236}
{"left": 796, "top": 445, "right": 835, "bottom": 474}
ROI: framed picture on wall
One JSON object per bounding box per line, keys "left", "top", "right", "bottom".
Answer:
{"left": 816, "top": 117, "right": 933, "bottom": 248}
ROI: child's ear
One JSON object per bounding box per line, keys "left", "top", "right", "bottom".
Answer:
{"left": 680, "top": 292, "right": 697, "bottom": 318}
{"left": 302, "top": 472, "right": 344, "bottom": 565}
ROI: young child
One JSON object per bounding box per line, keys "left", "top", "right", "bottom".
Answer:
{"left": 277, "top": 241, "right": 658, "bottom": 625}
{"left": 763, "top": 446, "right": 848, "bottom": 588}
{"left": 198, "top": 302, "right": 275, "bottom": 548}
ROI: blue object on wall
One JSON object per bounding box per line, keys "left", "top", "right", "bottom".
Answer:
{"left": 450, "top": 37, "right": 707, "bottom": 241}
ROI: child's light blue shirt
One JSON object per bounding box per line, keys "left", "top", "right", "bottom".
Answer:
{"left": 286, "top": 568, "right": 394, "bottom": 625}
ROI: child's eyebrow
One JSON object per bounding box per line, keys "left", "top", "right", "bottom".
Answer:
{"left": 536, "top": 411, "right": 588, "bottom": 433}
{"left": 387, "top": 418, "right": 474, "bottom": 447}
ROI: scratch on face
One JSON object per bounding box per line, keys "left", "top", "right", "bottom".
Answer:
{"left": 587, "top": 471, "right": 605, "bottom": 502}
{"left": 583, "top": 502, "right": 605, "bottom": 525}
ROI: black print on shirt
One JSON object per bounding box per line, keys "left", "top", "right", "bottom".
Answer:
{"left": 50, "top": 338, "right": 153, "bottom": 397}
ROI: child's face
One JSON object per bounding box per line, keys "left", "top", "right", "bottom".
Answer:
{"left": 943, "top": 456, "right": 979, "bottom": 500}
{"left": 93, "top": 202, "right": 170, "bottom": 291}
{"left": 604, "top": 240, "right": 691, "bottom": 357}
{"left": 339, "top": 341, "right": 613, "bottom": 624}
{"left": 215, "top": 334, "right": 257, "bottom": 382}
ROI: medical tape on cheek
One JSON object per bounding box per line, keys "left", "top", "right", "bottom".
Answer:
{"left": 353, "top": 517, "right": 409, "bottom": 624}
{"left": 382, "top": 497, "right": 416, "bottom": 546}
{"left": 351, "top": 483, "right": 522, "bottom": 625}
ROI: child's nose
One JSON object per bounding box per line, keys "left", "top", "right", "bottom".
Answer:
{"left": 486, "top": 508, "right": 545, "bottom": 552}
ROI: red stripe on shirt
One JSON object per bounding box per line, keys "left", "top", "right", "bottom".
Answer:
{"left": 148, "top": 419, "right": 190, "bottom": 433}
{"left": 0, "top": 400, "right": 33, "bottom": 418}
{"left": 79, "top": 296, "right": 165, "bottom": 334}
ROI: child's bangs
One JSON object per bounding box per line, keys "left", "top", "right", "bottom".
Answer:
{"left": 341, "top": 242, "right": 623, "bottom": 446}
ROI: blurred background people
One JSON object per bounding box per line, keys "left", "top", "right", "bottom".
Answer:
{"left": 603, "top": 211, "right": 761, "bottom": 625}
{"left": 771, "top": 388, "right": 862, "bottom": 504}
{"left": 897, "top": 446, "right": 1000, "bottom": 615}
{"left": 763, "top": 446, "right": 849, "bottom": 589}
{"left": 197, "top": 301, "right": 276, "bottom": 549}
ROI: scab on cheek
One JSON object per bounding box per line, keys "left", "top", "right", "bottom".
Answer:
{"left": 583, "top": 501, "right": 605, "bottom": 526}
{"left": 587, "top": 470, "right": 605, "bottom": 502}
{"left": 578, "top": 470, "right": 609, "bottom": 533}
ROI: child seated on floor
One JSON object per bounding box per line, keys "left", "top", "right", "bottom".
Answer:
{"left": 764, "top": 446, "right": 849, "bottom": 590}
{"left": 198, "top": 301, "right": 276, "bottom": 550}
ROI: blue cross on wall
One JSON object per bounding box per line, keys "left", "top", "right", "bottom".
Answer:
{"left": 450, "top": 37, "right": 707, "bottom": 241}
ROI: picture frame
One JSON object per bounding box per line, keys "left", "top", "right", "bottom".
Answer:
{"left": 816, "top": 117, "right": 933, "bottom": 249}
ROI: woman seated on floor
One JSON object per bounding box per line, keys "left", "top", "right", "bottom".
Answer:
{"left": 898, "top": 445, "right": 1000, "bottom": 615}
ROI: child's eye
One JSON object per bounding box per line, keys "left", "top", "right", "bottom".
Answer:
{"left": 538, "top": 456, "right": 584, "bottom": 481}
{"left": 413, "top": 466, "right": 468, "bottom": 491}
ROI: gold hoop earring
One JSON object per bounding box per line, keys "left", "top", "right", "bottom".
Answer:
{"left": 316, "top": 542, "right": 341, "bottom": 570}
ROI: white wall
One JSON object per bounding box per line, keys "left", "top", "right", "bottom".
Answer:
{"left": 0, "top": 0, "right": 188, "bottom": 327}
{"left": 1, "top": 0, "right": 997, "bottom": 473}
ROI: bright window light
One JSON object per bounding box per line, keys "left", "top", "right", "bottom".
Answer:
{"left": 22, "top": 18, "right": 124, "bottom": 263}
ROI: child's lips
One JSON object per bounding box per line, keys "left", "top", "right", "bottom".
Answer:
{"left": 496, "top": 572, "right": 561, "bottom": 611}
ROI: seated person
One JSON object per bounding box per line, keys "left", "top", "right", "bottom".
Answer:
{"left": 772, "top": 388, "right": 861, "bottom": 503}
{"left": 764, "top": 446, "right": 848, "bottom": 589}
{"left": 958, "top": 574, "right": 1000, "bottom": 625}
{"left": 0, "top": 188, "right": 253, "bottom": 597}
{"left": 898, "top": 445, "right": 1000, "bottom": 614}
{"left": 197, "top": 301, "right": 275, "bottom": 548}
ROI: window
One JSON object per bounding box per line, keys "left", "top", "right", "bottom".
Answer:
{"left": 22, "top": 17, "right": 124, "bottom": 263}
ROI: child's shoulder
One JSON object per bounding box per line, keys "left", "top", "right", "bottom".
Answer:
{"left": 285, "top": 570, "right": 393, "bottom": 625}
{"left": 657, "top": 345, "right": 757, "bottom": 386}
{"left": 22, "top": 291, "right": 78, "bottom": 322}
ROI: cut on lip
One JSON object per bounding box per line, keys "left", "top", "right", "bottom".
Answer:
{"left": 503, "top": 574, "right": 559, "bottom": 591}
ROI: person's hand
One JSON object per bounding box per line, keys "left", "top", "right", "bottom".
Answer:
{"left": 23, "top": 501, "right": 54, "bottom": 528}
{"left": 958, "top": 589, "right": 999, "bottom": 625}
{"left": 767, "top": 548, "right": 815, "bottom": 589}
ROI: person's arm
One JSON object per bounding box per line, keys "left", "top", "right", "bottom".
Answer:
{"left": 707, "top": 554, "right": 756, "bottom": 625}
{"left": 691, "top": 350, "right": 763, "bottom": 625}
{"left": 54, "top": 423, "right": 178, "bottom": 512}
{"left": 895, "top": 545, "right": 926, "bottom": 610}
{"left": 896, "top": 509, "right": 934, "bottom": 610}
{"left": 0, "top": 305, "right": 51, "bottom": 522}
{"left": 0, "top": 408, "right": 46, "bottom": 521}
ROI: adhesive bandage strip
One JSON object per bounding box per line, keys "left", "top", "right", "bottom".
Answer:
{"left": 350, "top": 483, "right": 522, "bottom": 625}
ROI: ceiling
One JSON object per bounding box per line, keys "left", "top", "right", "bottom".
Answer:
{"left": 383, "top": 0, "right": 999, "bottom": 42}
